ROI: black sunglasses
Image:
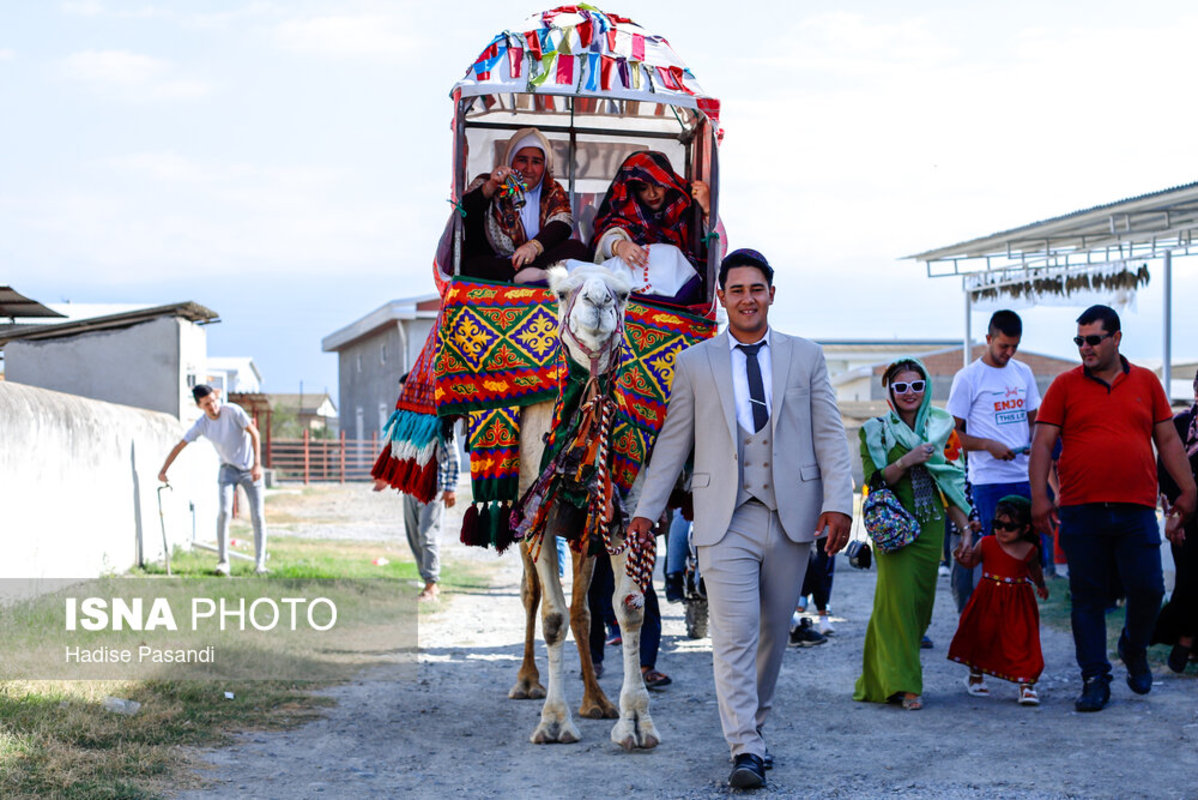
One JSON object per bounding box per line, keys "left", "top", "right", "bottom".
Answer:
{"left": 992, "top": 520, "right": 1022, "bottom": 532}
{"left": 1073, "top": 332, "right": 1113, "bottom": 347}
{"left": 891, "top": 380, "right": 926, "bottom": 394}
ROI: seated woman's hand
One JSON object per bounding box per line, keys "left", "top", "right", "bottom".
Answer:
{"left": 513, "top": 266, "right": 548, "bottom": 285}
{"left": 691, "top": 180, "right": 711, "bottom": 216}
{"left": 484, "top": 165, "right": 513, "bottom": 198}
{"left": 615, "top": 239, "right": 650, "bottom": 268}
{"left": 511, "top": 240, "right": 541, "bottom": 269}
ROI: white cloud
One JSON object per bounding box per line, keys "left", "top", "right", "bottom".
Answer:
{"left": 8, "top": 151, "right": 421, "bottom": 282}
{"left": 60, "top": 49, "right": 211, "bottom": 100}
{"left": 60, "top": 1, "right": 171, "bottom": 19}
{"left": 0, "top": 48, "right": 15, "bottom": 61}
{"left": 59, "top": 0, "right": 105, "bottom": 16}
{"left": 274, "top": 15, "right": 421, "bottom": 61}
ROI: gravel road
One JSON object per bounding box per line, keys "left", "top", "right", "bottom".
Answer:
{"left": 171, "top": 484, "right": 1198, "bottom": 800}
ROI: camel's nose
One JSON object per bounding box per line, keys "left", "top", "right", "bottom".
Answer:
{"left": 585, "top": 283, "right": 613, "bottom": 307}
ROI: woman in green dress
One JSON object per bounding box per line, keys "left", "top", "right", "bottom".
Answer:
{"left": 854, "top": 358, "right": 972, "bottom": 710}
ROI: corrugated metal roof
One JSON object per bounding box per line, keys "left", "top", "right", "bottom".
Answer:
{"left": 909, "top": 180, "right": 1198, "bottom": 275}
{"left": 0, "top": 301, "right": 217, "bottom": 346}
{"left": 0, "top": 287, "right": 67, "bottom": 319}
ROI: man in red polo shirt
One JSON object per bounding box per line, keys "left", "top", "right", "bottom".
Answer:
{"left": 1030, "top": 304, "right": 1196, "bottom": 713}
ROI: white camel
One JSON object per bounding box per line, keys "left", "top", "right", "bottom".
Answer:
{"left": 508, "top": 262, "right": 660, "bottom": 750}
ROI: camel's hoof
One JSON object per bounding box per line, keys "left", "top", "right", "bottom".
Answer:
{"left": 614, "top": 732, "right": 660, "bottom": 750}
{"left": 508, "top": 681, "right": 546, "bottom": 700}
{"left": 531, "top": 719, "right": 580, "bottom": 744}
{"left": 579, "top": 698, "right": 619, "bottom": 719}
{"left": 611, "top": 717, "right": 661, "bottom": 750}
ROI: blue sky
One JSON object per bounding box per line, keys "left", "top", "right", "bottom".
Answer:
{"left": 4, "top": 1, "right": 1197, "bottom": 401}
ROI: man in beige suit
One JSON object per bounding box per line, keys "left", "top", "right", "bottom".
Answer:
{"left": 628, "top": 248, "right": 853, "bottom": 789}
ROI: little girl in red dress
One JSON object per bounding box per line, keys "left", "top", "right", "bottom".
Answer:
{"left": 948, "top": 495, "right": 1049, "bottom": 705}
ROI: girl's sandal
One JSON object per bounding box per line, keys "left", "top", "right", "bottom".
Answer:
{"left": 901, "top": 693, "right": 923, "bottom": 710}
{"left": 1018, "top": 684, "right": 1040, "bottom": 706}
{"left": 965, "top": 674, "right": 990, "bottom": 697}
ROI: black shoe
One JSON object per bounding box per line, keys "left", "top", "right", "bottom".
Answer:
{"left": 594, "top": 661, "right": 604, "bottom": 679}
{"left": 920, "top": 635, "right": 933, "bottom": 649}
{"left": 1118, "top": 629, "right": 1153, "bottom": 695}
{"left": 1168, "top": 643, "right": 1192, "bottom": 674}
{"left": 665, "top": 572, "right": 684, "bottom": 604}
{"left": 789, "top": 617, "right": 828, "bottom": 647}
{"left": 729, "top": 753, "right": 766, "bottom": 789}
{"left": 1075, "top": 675, "right": 1111, "bottom": 712}
{"left": 762, "top": 750, "right": 773, "bottom": 770}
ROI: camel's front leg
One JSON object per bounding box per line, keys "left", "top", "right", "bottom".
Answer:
{"left": 609, "top": 546, "right": 660, "bottom": 750}
{"left": 509, "top": 541, "right": 546, "bottom": 700}
{"left": 570, "top": 550, "right": 618, "bottom": 719}
{"left": 529, "top": 541, "right": 581, "bottom": 744}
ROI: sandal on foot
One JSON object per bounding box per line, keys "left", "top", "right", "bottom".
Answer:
{"left": 965, "top": 674, "right": 990, "bottom": 697}
{"left": 1018, "top": 684, "right": 1040, "bottom": 706}
{"left": 901, "top": 693, "right": 923, "bottom": 710}
{"left": 642, "top": 669, "right": 672, "bottom": 689}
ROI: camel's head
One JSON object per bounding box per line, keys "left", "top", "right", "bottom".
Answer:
{"left": 547, "top": 263, "right": 631, "bottom": 368}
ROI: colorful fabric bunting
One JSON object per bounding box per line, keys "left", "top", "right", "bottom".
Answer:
{"left": 584, "top": 52, "right": 600, "bottom": 91}
{"left": 631, "top": 33, "right": 644, "bottom": 62}
{"left": 524, "top": 30, "right": 542, "bottom": 60}
{"left": 507, "top": 39, "right": 523, "bottom": 78}
{"left": 600, "top": 54, "right": 616, "bottom": 90}
{"left": 556, "top": 53, "right": 574, "bottom": 85}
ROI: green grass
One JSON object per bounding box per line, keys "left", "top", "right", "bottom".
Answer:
{"left": 0, "top": 678, "right": 331, "bottom": 800}
{"left": 0, "top": 533, "right": 491, "bottom": 799}
{"left": 135, "top": 534, "right": 479, "bottom": 584}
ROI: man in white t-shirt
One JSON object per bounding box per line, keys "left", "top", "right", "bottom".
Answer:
{"left": 159, "top": 384, "right": 268, "bottom": 575}
{"left": 946, "top": 310, "right": 1040, "bottom": 610}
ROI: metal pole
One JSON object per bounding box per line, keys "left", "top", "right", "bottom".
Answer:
{"left": 963, "top": 279, "right": 972, "bottom": 368}
{"left": 303, "top": 428, "right": 310, "bottom": 486}
{"left": 1163, "top": 250, "right": 1173, "bottom": 397}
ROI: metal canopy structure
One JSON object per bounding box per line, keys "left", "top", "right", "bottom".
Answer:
{"left": 0, "top": 287, "right": 66, "bottom": 321}
{"left": 907, "top": 181, "right": 1198, "bottom": 391}
{"left": 908, "top": 181, "right": 1198, "bottom": 277}
{"left": 0, "top": 301, "right": 218, "bottom": 347}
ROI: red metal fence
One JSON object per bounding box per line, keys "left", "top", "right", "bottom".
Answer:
{"left": 268, "top": 431, "right": 378, "bottom": 484}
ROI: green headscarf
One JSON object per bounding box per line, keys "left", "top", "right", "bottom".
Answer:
{"left": 863, "top": 357, "right": 971, "bottom": 519}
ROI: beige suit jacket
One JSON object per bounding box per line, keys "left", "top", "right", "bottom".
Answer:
{"left": 634, "top": 329, "right": 854, "bottom": 546}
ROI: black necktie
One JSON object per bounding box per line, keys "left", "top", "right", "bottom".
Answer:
{"left": 737, "top": 342, "right": 769, "bottom": 433}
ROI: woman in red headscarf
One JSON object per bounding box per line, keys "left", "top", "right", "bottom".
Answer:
{"left": 460, "top": 127, "right": 589, "bottom": 284}
{"left": 589, "top": 151, "right": 711, "bottom": 304}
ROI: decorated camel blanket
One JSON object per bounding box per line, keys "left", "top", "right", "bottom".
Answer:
{"left": 434, "top": 278, "right": 714, "bottom": 547}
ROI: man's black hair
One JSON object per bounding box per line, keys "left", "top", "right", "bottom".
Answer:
{"left": 988, "top": 309, "right": 1022, "bottom": 338}
{"left": 718, "top": 248, "right": 774, "bottom": 288}
{"left": 1076, "top": 304, "right": 1121, "bottom": 334}
{"left": 192, "top": 384, "right": 214, "bottom": 403}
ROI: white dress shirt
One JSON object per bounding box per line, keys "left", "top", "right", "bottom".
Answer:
{"left": 728, "top": 329, "right": 772, "bottom": 432}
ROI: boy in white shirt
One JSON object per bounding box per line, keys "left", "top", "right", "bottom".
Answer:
{"left": 946, "top": 310, "right": 1040, "bottom": 610}
{"left": 159, "top": 384, "right": 268, "bottom": 575}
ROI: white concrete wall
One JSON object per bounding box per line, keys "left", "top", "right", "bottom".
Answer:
{"left": 5, "top": 316, "right": 207, "bottom": 420}
{"left": 0, "top": 382, "right": 218, "bottom": 579}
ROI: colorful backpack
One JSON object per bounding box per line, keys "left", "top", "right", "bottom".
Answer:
{"left": 862, "top": 422, "right": 923, "bottom": 555}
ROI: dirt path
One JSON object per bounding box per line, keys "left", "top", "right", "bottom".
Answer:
{"left": 172, "top": 484, "right": 1197, "bottom": 799}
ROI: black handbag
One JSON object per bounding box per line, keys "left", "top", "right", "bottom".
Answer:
{"left": 846, "top": 539, "right": 872, "bottom": 569}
